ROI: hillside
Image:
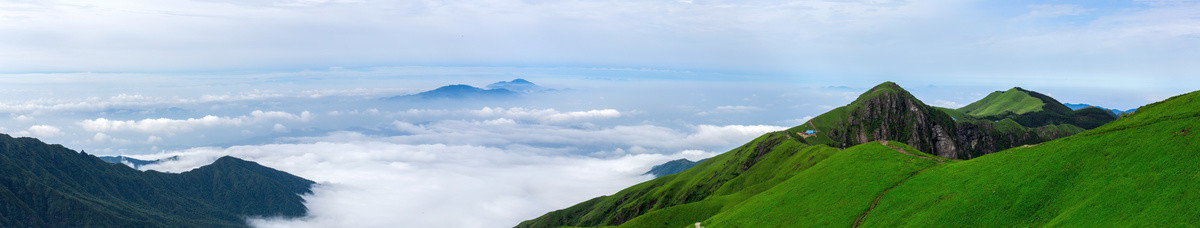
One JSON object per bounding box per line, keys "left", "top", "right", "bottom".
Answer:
{"left": 517, "top": 82, "right": 1185, "bottom": 227}
{"left": 958, "top": 88, "right": 1115, "bottom": 129}
{"left": 0, "top": 134, "right": 314, "bottom": 227}
{"left": 706, "top": 88, "right": 1200, "bottom": 227}
{"left": 786, "top": 82, "right": 1086, "bottom": 159}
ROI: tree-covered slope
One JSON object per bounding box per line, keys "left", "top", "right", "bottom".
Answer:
{"left": 0, "top": 134, "right": 314, "bottom": 227}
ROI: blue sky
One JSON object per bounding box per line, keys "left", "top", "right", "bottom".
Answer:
{"left": 1, "top": 0, "right": 1198, "bottom": 227}
{"left": 1, "top": 0, "right": 1197, "bottom": 84}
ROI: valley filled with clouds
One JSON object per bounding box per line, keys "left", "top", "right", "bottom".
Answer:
{"left": 0, "top": 66, "right": 1173, "bottom": 226}
{"left": 0, "top": 69, "right": 872, "bottom": 226}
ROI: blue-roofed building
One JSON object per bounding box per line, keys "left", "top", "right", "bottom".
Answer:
{"left": 804, "top": 130, "right": 816, "bottom": 134}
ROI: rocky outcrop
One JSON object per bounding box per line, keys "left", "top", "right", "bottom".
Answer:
{"left": 804, "top": 82, "right": 1086, "bottom": 159}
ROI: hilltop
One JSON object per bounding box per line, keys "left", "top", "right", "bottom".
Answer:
{"left": 958, "top": 87, "right": 1115, "bottom": 129}
{"left": 0, "top": 135, "right": 314, "bottom": 227}
{"left": 785, "top": 82, "right": 1093, "bottom": 159}
{"left": 518, "top": 82, "right": 1188, "bottom": 228}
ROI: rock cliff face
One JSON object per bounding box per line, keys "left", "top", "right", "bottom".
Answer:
{"left": 823, "top": 83, "right": 961, "bottom": 158}
{"left": 795, "top": 82, "right": 1088, "bottom": 159}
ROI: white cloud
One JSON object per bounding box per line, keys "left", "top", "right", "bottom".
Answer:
{"left": 78, "top": 110, "right": 311, "bottom": 134}
{"left": 17, "top": 125, "right": 63, "bottom": 138}
{"left": 698, "top": 105, "right": 765, "bottom": 115}
{"left": 13, "top": 115, "right": 33, "bottom": 121}
{"left": 470, "top": 107, "right": 622, "bottom": 124}
{"left": 784, "top": 116, "right": 815, "bottom": 125}
{"left": 92, "top": 132, "right": 112, "bottom": 142}
{"left": 146, "top": 135, "right": 163, "bottom": 144}
{"left": 1020, "top": 4, "right": 1092, "bottom": 19}
{"left": 274, "top": 123, "right": 289, "bottom": 133}
{"left": 134, "top": 141, "right": 717, "bottom": 228}
{"left": 932, "top": 100, "right": 965, "bottom": 108}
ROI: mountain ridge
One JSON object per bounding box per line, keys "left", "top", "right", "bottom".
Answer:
{"left": 788, "top": 82, "right": 1092, "bottom": 159}
{"left": 517, "top": 82, "right": 1158, "bottom": 228}
{"left": 0, "top": 134, "right": 314, "bottom": 227}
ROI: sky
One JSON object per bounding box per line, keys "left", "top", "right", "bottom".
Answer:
{"left": 1, "top": 0, "right": 1198, "bottom": 227}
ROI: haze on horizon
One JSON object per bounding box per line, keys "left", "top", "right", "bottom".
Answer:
{"left": 1, "top": 0, "right": 1197, "bottom": 227}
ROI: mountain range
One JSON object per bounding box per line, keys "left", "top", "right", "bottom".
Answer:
{"left": 0, "top": 134, "right": 313, "bottom": 227}
{"left": 519, "top": 82, "right": 1196, "bottom": 228}
{"left": 1065, "top": 103, "right": 1138, "bottom": 117}
{"left": 388, "top": 78, "right": 552, "bottom": 100}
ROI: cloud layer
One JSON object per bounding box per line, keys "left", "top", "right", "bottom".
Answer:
{"left": 136, "top": 133, "right": 732, "bottom": 227}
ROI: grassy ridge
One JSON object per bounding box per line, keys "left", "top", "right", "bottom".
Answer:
{"left": 516, "top": 132, "right": 841, "bottom": 228}
{"left": 698, "top": 90, "right": 1200, "bottom": 227}
{"left": 520, "top": 83, "right": 1166, "bottom": 228}
{"left": 957, "top": 87, "right": 1114, "bottom": 129}
{"left": 702, "top": 141, "right": 940, "bottom": 227}
{"left": 959, "top": 88, "right": 1047, "bottom": 117}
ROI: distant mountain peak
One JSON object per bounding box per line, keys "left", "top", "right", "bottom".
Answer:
{"left": 386, "top": 79, "right": 555, "bottom": 101}
{"left": 487, "top": 78, "right": 552, "bottom": 93}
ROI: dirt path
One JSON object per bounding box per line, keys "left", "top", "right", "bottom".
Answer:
{"left": 694, "top": 222, "right": 704, "bottom": 228}
{"left": 851, "top": 141, "right": 942, "bottom": 228}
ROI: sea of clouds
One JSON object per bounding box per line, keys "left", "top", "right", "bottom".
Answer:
{"left": 0, "top": 68, "right": 1150, "bottom": 227}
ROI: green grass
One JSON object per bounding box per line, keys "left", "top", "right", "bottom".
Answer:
{"left": 516, "top": 132, "right": 842, "bottom": 228}
{"left": 701, "top": 141, "right": 939, "bottom": 227}
{"left": 524, "top": 84, "right": 1185, "bottom": 228}
{"left": 934, "top": 107, "right": 973, "bottom": 121}
{"left": 959, "top": 88, "right": 1046, "bottom": 117}
{"left": 859, "top": 90, "right": 1200, "bottom": 227}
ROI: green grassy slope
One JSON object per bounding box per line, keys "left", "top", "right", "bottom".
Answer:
{"left": 702, "top": 90, "right": 1200, "bottom": 227}
{"left": 702, "top": 141, "right": 940, "bottom": 227}
{"left": 516, "top": 132, "right": 841, "bottom": 228}
{"left": 959, "top": 88, "right": 1048, "bottom": 116}
{"left": 934, "top": 107, "right": 974, "bottom": 121}
{"left": 957, "top": 87, "right": 1113, "bottom": 129}
{"left": 521, "top": 83, "right": 1166, "bottom": 228}
{"left": 859, "top": 89, "right": 1200, "bottom": 227}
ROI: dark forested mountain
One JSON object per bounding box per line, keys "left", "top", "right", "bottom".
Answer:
{"left": 517, "top": 82, "right": 1186, "bottom": 228}
{"left": 0, "top": 134, "right": 314, "bottom": 227}
{"left": 643, "top": 159, "right": 703, "bottom": 177}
